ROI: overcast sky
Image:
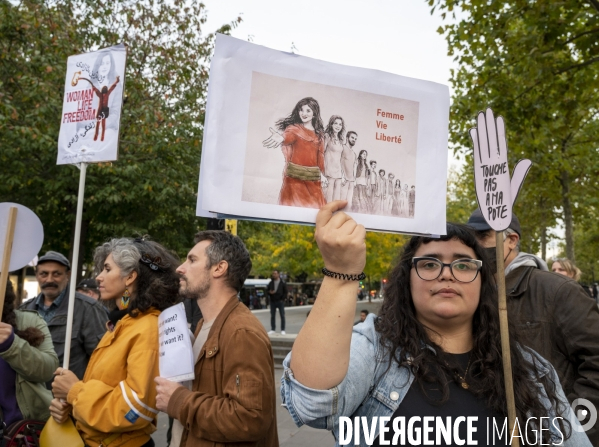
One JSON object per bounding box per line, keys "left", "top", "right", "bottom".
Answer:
{"left": 202, "top": 0, "right": 454, "bottom": 88}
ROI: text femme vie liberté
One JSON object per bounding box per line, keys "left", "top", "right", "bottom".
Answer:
{"left": 376, "top": 108, "right": 403, "bottom": 144}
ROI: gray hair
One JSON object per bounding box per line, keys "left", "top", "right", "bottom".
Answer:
{"left": 93, "top": 238, "right": 141, "bottom": 277}
{"left": 505, "top": 228, "right": 521, "bottom": 251}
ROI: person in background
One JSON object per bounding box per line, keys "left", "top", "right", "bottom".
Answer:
{"left": 49, "top": 237, "right": 180, "bottom": 447}
{"left": 551, "top": 258, "right": 582, "bottom": 281}
{"left": 268, "top": 270, "right": 288, "bottom": 335}
{"left": 353, "top": 309, "right": 369, "bottom": 325}
{"left": 76, "top": 278, "right": 101, "bottom": 300}
{"left": 1, "top": 281, "right": 57, "bottom": 425}
{"left": 21, "top": 251, "right": 107, "bottom": 384}
{"left": 467, "top": 208, "right": 599, "bottom": 445}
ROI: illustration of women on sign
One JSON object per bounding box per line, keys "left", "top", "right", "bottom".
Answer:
{"left": 262, "top": 97, "right": 327, "bottom": 208}
{"left": 392, "top": 179, "right": 401, "bottom": 216}
{"left": 323, "top": 115, "right": 346, "bottom": 203}
{"left": 71, "top": 51, "right": 121, "bottom": 142}
{"left": 399, "top": 183, "right": 409, "bottom": 217}
{"left": 351, "top": 150, "right": 371, "bottom": 214}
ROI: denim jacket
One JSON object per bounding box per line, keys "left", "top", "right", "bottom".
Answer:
{"left": 281, "top": 314, "right": 592, "bottom": 447}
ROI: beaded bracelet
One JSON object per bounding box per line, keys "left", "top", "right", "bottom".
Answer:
{"left": 322, "top": 267, "right": 366, "bottom": 281}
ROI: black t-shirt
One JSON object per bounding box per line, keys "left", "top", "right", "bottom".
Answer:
{"left": 371, "top": 352, "right": 510, "bottom": 446}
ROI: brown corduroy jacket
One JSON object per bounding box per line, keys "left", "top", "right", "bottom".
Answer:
{"left": 167, "top": 295, "right": 279, "bottom": 447}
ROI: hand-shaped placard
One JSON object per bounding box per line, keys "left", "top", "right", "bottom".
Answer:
{"left": 469, "top": 108, "right": 532, "bottom": 232}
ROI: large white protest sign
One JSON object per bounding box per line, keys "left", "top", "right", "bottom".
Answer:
{"left": 57, "top": 44, "right": 127, "bottom": 165}
{"left": 470, "top": 108, "right": 532, "bottom": 231}
{"left": 197, "top": 34, "right": 450, "bottom": 235}
{"left": 158, "top": 303, "right": 194, "bottom": 382}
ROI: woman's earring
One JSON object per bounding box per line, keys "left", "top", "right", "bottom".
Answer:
{"left": 121, "top": 288, "right": 130, "bottom": 309}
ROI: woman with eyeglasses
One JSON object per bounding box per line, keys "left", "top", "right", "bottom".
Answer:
{"left": 49, "top": 237, "right": 180, "bottom": 447}
{"left": 281, "top": 201, "right": 590, "bottom": 447}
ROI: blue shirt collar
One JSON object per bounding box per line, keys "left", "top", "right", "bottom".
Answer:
{"left": 36, "top": 285, "right": 68, "bottom": 310}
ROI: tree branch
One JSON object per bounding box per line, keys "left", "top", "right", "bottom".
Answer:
{"left": 588, "top": 0, "right": 599, "bottom": 13}
{"left": 562, "top": 27, "right": 599, "bottom": 46}
{"left": 555, "top": 56, "right": 599, "bottom": 75}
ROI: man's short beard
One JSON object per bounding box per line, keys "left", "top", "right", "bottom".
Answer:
{"left": 180, "top": 280, "right": 210, "bottom": 301}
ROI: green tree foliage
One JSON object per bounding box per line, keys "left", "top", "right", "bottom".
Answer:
{"left": 432, "top": 0, "right": 599, "bottom": 262}
{"left": 0, "top": 0, "right": 240, "bottom": 274}
{"left": 240, "top": 218, "right": 407, "bottom": 284}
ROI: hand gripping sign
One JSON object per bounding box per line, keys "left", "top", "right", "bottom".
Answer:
{"left": 469, "top": 108, "right": 532, "bottom": 231}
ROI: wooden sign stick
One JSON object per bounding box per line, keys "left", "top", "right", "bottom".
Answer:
{"left": 63, "top": 163, "right": 87, "bottom": 369}
{"left": 0, "top": 207, "right": 18, "bottom": 316}
{"left": 496, "top": 231, "right": 519, "bottom": 446}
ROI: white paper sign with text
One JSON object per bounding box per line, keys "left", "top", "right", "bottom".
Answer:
{"left": 197, "top": 34, "right": 450, "bottom": 236}
{"left": 57, "top": 44, "right": 127, "bottom": 165}
{"left": 158, "top": 303, "right": 194, "bottom": 382}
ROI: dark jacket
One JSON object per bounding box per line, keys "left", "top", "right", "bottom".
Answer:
{"left": 21, "top": 286, "right": 107, "bottom": 382}
{"left": 506, "top": 265, "right": 599, "bottom": 445}
{"left": 184, "top": 298, "right": 203, "bottom": 334}
{"left": 267, "top": 279, "right": 288, "bottom": 302}
{"left": 167, "top": 296, "right": 278, "bottom": 446}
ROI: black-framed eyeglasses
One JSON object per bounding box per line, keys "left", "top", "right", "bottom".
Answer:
{"left": 412, "top": 257, "right": 482, "bottom": 283}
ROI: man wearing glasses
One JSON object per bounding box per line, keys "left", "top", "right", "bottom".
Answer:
{"left": 467, "top": 208, "right": 599, "bottom": 445}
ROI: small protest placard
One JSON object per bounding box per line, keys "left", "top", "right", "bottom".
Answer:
{"left": 470, "top": 108, "right": 532, "bottom": 231}
{"left": 57, "top": 44, "right": 127, "bottom": 165}
{"left": 158, "top": 303, "right": 194, "bottom": 382}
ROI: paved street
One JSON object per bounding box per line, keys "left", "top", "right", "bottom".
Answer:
{"left": 152, "top": 299, "right": 383, "bottom": 446}
{"left": 252, "top": 298, "right": 382, "bottom": 335}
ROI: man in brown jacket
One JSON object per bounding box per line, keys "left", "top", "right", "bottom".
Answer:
{"left": 155, "top": 231, "right": 278, "bottom": 446}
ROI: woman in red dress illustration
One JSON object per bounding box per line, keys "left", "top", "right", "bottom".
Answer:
{"left": 262, "top": 97, "right": 328, "bottom": 208}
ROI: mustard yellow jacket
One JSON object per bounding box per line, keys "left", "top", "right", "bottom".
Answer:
{"left": 67, "top": 309, "right": 160, "bottom": 447}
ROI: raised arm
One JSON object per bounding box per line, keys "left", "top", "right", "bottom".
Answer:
{"left": 290, "top": 201, "right": 366, "bottom": 389}
{"left": 107, "top": 76, "right": 120, "bottom": 94}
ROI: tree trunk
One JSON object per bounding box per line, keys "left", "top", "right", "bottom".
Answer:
{"left": 541, "top": 226, "right": 547, "bottom": 262}
{"left": 560, "top": 168, "right": 575, "bottom": 261}
{"left": 539, "top": 197, "right": 547, "bottom": 261}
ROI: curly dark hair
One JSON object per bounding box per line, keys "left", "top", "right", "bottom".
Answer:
{"left": 375, "top": 223, "right": 571, "bottom": 443}
{"left": 93, "top": 237, "right": 181, "bottom": 317}
{"left": 276, "top": 97, "right": 325, "bottom": 140}
{"left": 2, "top": 281, "right": 45, "bottom": 347}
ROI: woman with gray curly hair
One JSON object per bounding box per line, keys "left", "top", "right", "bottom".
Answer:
{"left": 50, "top": 237, "right": 180, "bottom": 447}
